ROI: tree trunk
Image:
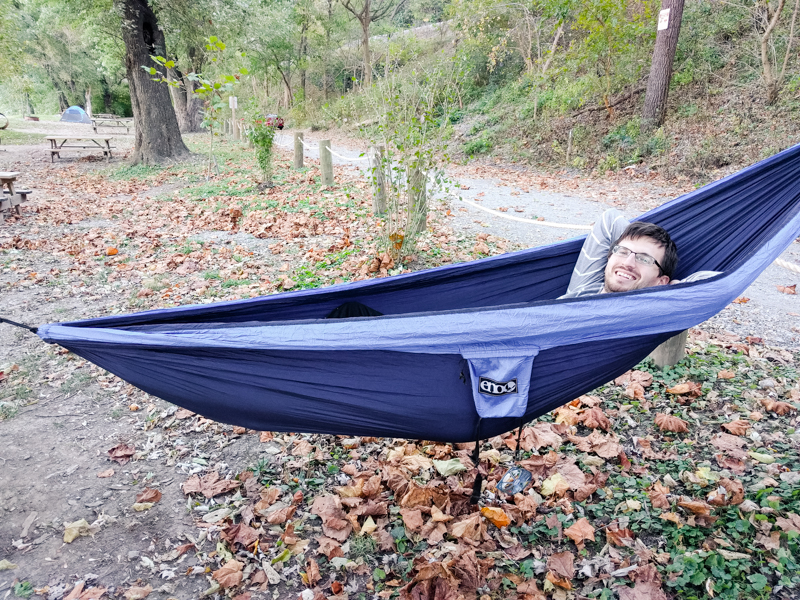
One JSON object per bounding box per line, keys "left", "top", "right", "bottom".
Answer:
{"left": 102, "top": 80, "right": 113, "bottom": 113}
{"left": 276, "top": 62, "right": 293, "bottom": 108}
{"left": 168, "top": 69, "right": 202, "bottom": 133}
{"left": 324, "top": 0, "right": 333, "bottom": 100}
{"left": 168, "top": 71, "right": 188, "bottom": 128}
{"left": 184, "top": 77, "right": 203, "bottom": 131}
{"left": 45, "top": 65, "right": 71, "bottom": 111}
{"left": 299, "top": 29, "right": 308, "bottom": 101}
{"left": 116, "top": 0, "right": 189, "bottom": 164}
{"left": 22, "top": 92, "right": 35, "bottom": 116}
{"left": 85, "top": 87, "right": 93, "bottom": 117}
{"left": 642, "top": 0, "right": 686, "bottom": 128}
{"left": 758, "top": 0, "right": 788, "bottom": 104}
{"left": 361, "top": 12, "right": 372, "bottom": 87}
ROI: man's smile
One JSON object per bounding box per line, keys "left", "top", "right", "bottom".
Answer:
{"left": 613, "top": 268, "right": 637, "bottom": 281}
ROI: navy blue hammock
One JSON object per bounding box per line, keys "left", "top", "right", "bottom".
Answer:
{"left": 31, "top": 144, "right": 800, "bottom": 443}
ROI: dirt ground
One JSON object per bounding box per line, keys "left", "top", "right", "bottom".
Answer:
{"left": 1, "top": 121, "right": 799, "bottom": 600}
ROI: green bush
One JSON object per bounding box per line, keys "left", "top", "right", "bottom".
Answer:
{"left": 463, "top": 136, "right": 492, "bottom": 155}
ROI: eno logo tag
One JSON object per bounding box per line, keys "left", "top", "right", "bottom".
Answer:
{"left": 478, "top": 377, "right": 518, "bottom": 396}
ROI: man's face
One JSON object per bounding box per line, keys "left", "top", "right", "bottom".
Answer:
{"left": 603, "top": 236, "right": 670, "bottom": 293}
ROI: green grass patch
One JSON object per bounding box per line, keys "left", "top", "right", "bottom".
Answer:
{"left": 0, "top": 129, "right": 46, "bottom": 145}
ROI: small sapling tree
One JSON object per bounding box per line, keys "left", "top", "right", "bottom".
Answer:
{"left": 359, "top": 52, "right": 463, "bottom": 262}
{"left": 145, "top": 36, "right": 249, "bottom": 173}
{"left": 250, "top": 118, "right": 278, "bottom": 188}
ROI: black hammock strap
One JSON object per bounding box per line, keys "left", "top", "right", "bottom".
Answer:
{"left": 0, "top": 317, "right": 38, "bottom": 334}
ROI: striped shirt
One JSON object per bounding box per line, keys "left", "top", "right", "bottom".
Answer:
{"left": 559, "top": 209, "right": 719, "bottom": 299}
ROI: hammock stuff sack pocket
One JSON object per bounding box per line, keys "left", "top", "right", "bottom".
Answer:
{"left": 30, "top": 142, "right": 800, "bottom": 443}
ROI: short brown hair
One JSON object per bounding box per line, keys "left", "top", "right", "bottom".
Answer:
{"left": 608, "top": 221, "right": 678, "bottom": 278}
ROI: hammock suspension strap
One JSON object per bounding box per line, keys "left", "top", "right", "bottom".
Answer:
{"left": 514, "top": 419, "right": 525, "bottom": 461}
{"left": 469, "top": 418, "right": 483, "bottom": 505}
{"left": 0, "top": 317, "right": 37, "bottom": 334}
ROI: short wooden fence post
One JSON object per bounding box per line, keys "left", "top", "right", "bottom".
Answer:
{"left": 648, "top": 329, "right": 688, "bottom": 368}
{"left": 370, "top": 145, "right": 386, "bottom": 215}
{"left": 293, "top": 132, "right": 304, "bottom": 169}
{"left": 320, "top": 139, "right": 334, "bottom": 186}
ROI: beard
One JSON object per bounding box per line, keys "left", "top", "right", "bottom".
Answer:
{"left": 603, "top": 264, "right": 651, "bottom": 293}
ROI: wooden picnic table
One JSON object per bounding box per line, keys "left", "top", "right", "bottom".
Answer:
{"left": 92, "top": 115, "right": 134, "bottom": 134}
{"left": 46, "top": 135, "right": 115, "bottom": 163}
{"left": 0, "top": 171, "right": 32, "bottom": 224}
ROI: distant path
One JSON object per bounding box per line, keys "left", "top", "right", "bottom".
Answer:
{"left": 289, "top": 129, "right": 800, "bottom": 349}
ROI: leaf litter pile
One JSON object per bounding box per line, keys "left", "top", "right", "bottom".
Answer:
{"left": 1, "top": 140, "right": 799, "bottom": 600}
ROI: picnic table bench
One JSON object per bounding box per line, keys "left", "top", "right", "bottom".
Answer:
{"left": 46, "top": 135, "right": 115, "bottom": 162}
{"left": 0, "top": 172, "right": 32, "bottom": 224}
{"left": 92, "top": 114, "right": 134, "bottom": 134}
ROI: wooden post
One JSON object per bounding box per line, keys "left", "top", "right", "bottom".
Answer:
{"left": 320, "top": 139, "right": 334, "bottom": 186}
{"left": 232, "top": 106, "right": 238, "bottom": 140}
{"left": 293, "top": 132, "right": 304, "bottom": 169}
{"left": 648, "top": 330, "right": 688, "bottom": 368}
{"left": 566, "top": 129, "right": 573, "bottom": 164}
{"left": 370, "top": 145, "right": 386, "bottom": 215}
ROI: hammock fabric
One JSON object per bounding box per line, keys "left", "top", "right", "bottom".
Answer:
{"left": 37, "top": 144, "right": 800, "bottom": 443}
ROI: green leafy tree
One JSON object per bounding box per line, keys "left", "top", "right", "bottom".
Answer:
{"left": 573, "top": 0, "right": 657, "bottom": 114}
{"left": 149, "top": 35, "right": 249, "bottom": 171}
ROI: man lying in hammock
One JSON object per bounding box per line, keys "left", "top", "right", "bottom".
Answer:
{"left": 559, "top": 208, "right": 716, "bottom": 298}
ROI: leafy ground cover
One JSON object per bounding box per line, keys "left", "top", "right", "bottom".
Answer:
{"left": 0, "top": 138, "right": 799, "bottom": 600}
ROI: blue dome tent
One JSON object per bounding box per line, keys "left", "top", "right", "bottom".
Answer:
{"left": 60, "top": 106, "right": 92, "bottom": 125}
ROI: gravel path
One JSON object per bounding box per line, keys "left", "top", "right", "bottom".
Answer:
{"left": 291, "top": 130, "right": 800, "bottom": 349}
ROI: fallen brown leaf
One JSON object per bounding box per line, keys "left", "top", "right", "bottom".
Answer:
{"left": 221, "top": 523, "right": 259, "bottom": 550}
{"left": 123, "top": 586, "right": 152, "bottom": 600}
{"left": 625, "top": 382, "right": 645, "bottom": 400}
{"left": 660, "top": 512, "right": 683, "bottom": 526}
{"left": 310, "top": 495, "right": 352, "bottom": 542}
{"left": 182, "top": 471, "right": 240, "bottom": 498}
{"left": 721, "top": 420, "right": 750, "bottom": 436}
{"left": 606, "top": 522, "right": 635, "bottom": 547}
{"left": 666, "top": 381, "right": 702, "bottom": 397}
{"left": 448, "top": 512, "right": 485, "bottom": 541}
{"left": 707, "top": 478, "right": 744, "bottom": 506}
{"left": 400, "top": 508, "right": 424, "bottom": 533}
{"left": 306, "top": 558, "right": 321, "bottom": 587}
{"left": 776, "top": 284, "right": 797, "bottom": 294}
{"left": 654, "top": 413, "right": 689, "bottom": 433}
{"left": 564, "top": 517, "right": 595, "bottom": 549}
{"left": 568, "top": 430, "right": 623, "bottom": 458}
{"left": 315, "top": 535, "right": 344, "bottom": 559}
{"left": 546, "top": 551, "right": 574, "bottom": 580}
{"left": 648, "top": 481, "right": 671, "bottom": 509}
{"left": 267, "top": 505, "right": 296, "bottom": 524}
{"left": 580, "top": 406, "right": 611, "bottom": 430}
{"left": 678, "top": 497, "right": 713, "bottom": 516}
{"left": 213, "top": 559, "right": 244, "bottom": 588}
{"left": 761, "top": 398, "right": 796, "bottom": 415}
{"left": 135, "top": 488, "right": 162, "bottom": 503}
{"left": 107, "top": 443, "right": 135, "bottom": 465}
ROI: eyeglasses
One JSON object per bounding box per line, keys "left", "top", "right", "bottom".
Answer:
{"left": 611, "top": 245, "right": 664, "bottom": 273}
